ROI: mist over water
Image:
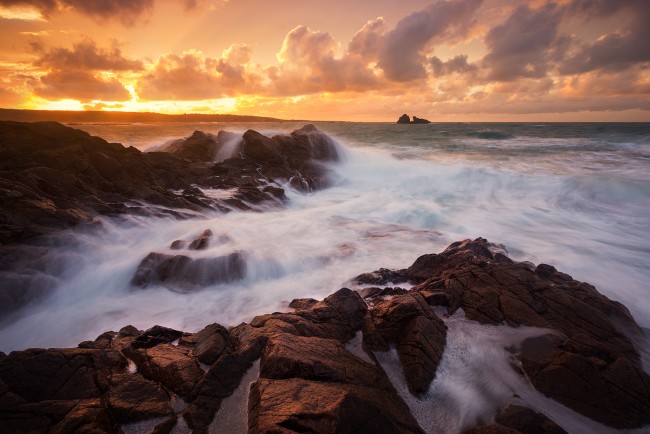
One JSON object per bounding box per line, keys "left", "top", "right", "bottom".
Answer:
{"left": 1, "top": 122, "right": 649, "bottom": 358}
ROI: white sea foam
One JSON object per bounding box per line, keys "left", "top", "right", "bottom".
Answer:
{"left": 0, "top": 122, "right": 648, "bottom": 359}
{"left": 375, "top": 311, "right": 645, "bottom": 434}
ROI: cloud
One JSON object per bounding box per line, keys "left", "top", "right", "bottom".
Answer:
{"left": 137, "top": 47, "right": 263, "bottom": 101}
{"left": 269, "top": 25, "right": 381, "bottom": 95}
{"left": 559, "top": 0, "right": 650, "bottom": 74}
{"left": 35, "top": 39, "right": 143, "bottom": 71}
{"left": 0, "top": 0, "right": 154, "bottom": 25}
{"left": 34, "top": 70, "right": 131, "bottom": 101}
{"left": 348, "top": 17, "right": 386, "bottom": 60}
{"left": 377, "top": 0, "right": 483, "bottom": 82}
{"left": 430, "top": 55, "right": 477, "bottom": 77}
{"left": 481, "top": 3, "right": 563, "bottom": 81}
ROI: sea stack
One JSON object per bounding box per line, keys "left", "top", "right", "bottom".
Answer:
{"left": 396, "top": 114, "right": 431, "bottom": 124}
{"left": 397, "top": 114, "right": 411, "bottom": 124}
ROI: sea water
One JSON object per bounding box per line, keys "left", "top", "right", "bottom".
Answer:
{"left": 1, "top": 121, "right": 649, "bottom": 354}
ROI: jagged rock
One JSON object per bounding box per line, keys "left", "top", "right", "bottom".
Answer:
{"left": 354, "top": 267, "right": 407, "bottom": 285}
{"left": 2, "top": 239, "right": 649, "bottom": 433}
{"left": 192, "top": 323, "right": 229, "bottom": 365}
{"left": 188, "top": 229, "right": 213, "bottom": 250}
{"left": 397, "top": 114, "right": 411, "bottom": 124}
{"left": 0, "top": 122, "right": 341, "bottom": 318}
{"left": 249, "top": 378, "right": 424, "bottom": 434}
{"left": 412, "top": 116, "right": 431, "bottom": 124}
{"left": 494, "top": 405, "right": 567, "bottom": 434}
{"left": 363, "top": 292, "right": 447, "bottom": 395}
{"left": 159, "top": 130, "right": 219, "bottom": 161}
{"left": 124, "top": 343, "right": 203, "bottom": 398}
{"left": 363, "top": 237, "right": 650, "bottom": 428}
{"left": 108, "top": 373, "right": 173, "bottom": 423}
{"left": 130, "top": 251, "right": 246, "bottom": 290}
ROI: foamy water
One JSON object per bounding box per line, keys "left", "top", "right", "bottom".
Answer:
{"left": 1, "top": 122, "right": 649, "bottom": 356}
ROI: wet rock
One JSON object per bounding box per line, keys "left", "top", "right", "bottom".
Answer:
{"left": 249, "top": 378, "right": 424, "bottom": 434}
{"left": 494, "top": 405, "right": 567, "bottom": 434}
{"left": 124, "top": 343, "right": 203, "bottom": 398}
{"left": 128, "top": 325, "right": 184, "bottom": 350}
{"left": 260, "top": 333, "right": 385, "bottom": 387}
{"left": 130, "top": 251, "right": 246, "bottom": 290}
{"left": 192, "top": 323, "right": 229, "bottom": 365}
{"left": 188, "top": 229, "right": 213, "bottom": 250}
{"left": 354, "top": 267, "right": 407, "bottom": 285}
{"left": 363, "top": 292, "right": 447, "bottom": 395}
{"left": 159, "top": 130, "right": 219, "bottom": 161}
{"left": 0, "top": 348, "right": 111, "bottom": 402}
{"left": 108, "top": 373, "right": 173, "bottom": 423}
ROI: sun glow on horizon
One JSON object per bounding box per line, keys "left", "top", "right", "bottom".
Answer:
{"left": 0, "top": 0, "right": 648, "bottom": 121}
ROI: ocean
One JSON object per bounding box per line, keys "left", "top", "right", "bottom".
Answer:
{"left": 2, "top": 121, "right": 649, "bottom": 354}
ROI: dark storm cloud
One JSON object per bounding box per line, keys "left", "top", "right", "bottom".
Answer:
{"left": 377, "top": 0, "right": 482, "bottom": 82}
{"left": 35, "top": 39, "right": 143, "bottom": 71}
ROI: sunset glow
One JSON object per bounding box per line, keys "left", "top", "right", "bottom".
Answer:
{"left": 1, "top": 0, "right": 649, "bottom": 121}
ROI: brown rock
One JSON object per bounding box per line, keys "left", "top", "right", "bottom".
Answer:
{"left": 125, "top": 343, "right": 203, "bottom": 398}
{"left": 494, "top": 405, "right": 567, "bottom": 434}
{"left": 364, "top": 293, "right": 447, "bottom": 395}
{"left": 248, "top": 378, "right": 424, "bottom": 434}
{"left": 260, "top": 333, "right": 385, "bottom": 387}
{"left": 193, "top": 323, "right": 230, "bottom": 365}
{"left": 130, "top": 251, "right": 246, "bottom": 290}
{"left": 108, "top": 373, "right": 173, "bottom": 423}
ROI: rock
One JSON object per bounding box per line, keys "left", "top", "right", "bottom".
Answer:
{"left": 124, "top": 343, "right": 203, "bottom": 398}
{"left": 363, "top": 292, "right": 447, "bottom": 395}
{"left": 2, "top": 239, "right": 649, "bottom": 432}
{"left": 259, "top": 333, "right": 385, "bottom": 387}
{"left": 130, "top": 251, "right": 246, "bottom": 291}
{"left": 493, "top": 405, "right": 567, "bottom": 434}
{"left": 397, "top": 114, "right": 411, "bottom": 124}
{"left": 159, "top": 130, "right": 219, "bottom": 161}
{"left": 130, "top": 325, "right": 183, "bottom": 349}
{"left": 396, "top": 114, "right": 431, "bottom": 124}
{"left": 354, "top": 267, "right": 407, "bottom": 285}
{"left": 364, "top": 237, "right": 650, "bottom": 428}
{"left": 108, "top": 373, "right": 173, "bottom": 423}
{"left": 188, "top": 229, "right": 213, "bottom": 250}
{"left": 192, "top": 323, "right": 229, "bottom": 365}
{"left": 249, "top": 378, "right": 424, "bottom": 434}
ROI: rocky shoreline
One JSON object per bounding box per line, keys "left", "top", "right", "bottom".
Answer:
{"left": 0, "top": 121, "right": 340, "bottom": 317}
{"left": 1, "top": 122, "right": 649, "bottom": 433}
{"left": 1, "top": 238, "right": 649, "bottom": 433}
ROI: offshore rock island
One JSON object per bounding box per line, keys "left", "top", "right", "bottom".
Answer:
{"left": 0, "top": 122, "right": 649, "bottom": 433}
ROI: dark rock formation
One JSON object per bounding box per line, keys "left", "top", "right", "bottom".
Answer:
{"left": 396, "top": 114, "right": 431, "bottom": 124}
{"left": 397, "top": 114, "right": 411, "bottom": 124}
{"left": 366, "top": 237, "right": 650, "bottom": 429}
{"left": 0, "top": 121, "right": 339, "bottom": 246}
{"left": 159, "top": 130, "right": 219, "bottom": 161}
{"left": 130, "top": 251, "right": 246, "bottom": 291}
{"left": 1, "top": 240, "right": 649, "bottom": 433}
{"left": 0, "top": 121, "right": 339, "bottom": 316}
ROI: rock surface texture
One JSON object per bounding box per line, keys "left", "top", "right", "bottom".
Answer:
{"left": 1, "top": 239, "right": 649, "bottom": 433}
{"left": 0, "top": 121, "right": 340, "bottom": 316}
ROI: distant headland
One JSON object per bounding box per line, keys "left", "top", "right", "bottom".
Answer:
{"left": 397, "top": 114, "right": 431, "bottom": 124}
{"left": 0, "top": 108, "right": 289, "bottom": 123}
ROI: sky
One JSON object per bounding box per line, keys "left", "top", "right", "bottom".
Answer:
{"left": 0, "top": 0, "right": 649, "bottom": 121}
